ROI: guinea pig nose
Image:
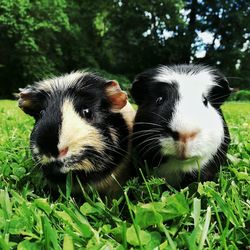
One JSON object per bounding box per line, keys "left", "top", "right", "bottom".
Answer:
{"left": 178, "top": 131, "right": 199, "bottom": 143}
{"left": 58, "top": 147, "right": 69, "bottom": 157}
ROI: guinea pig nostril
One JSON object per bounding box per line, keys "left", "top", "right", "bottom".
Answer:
{"left": 58, "top": 147, "right": 69, "bottom": 158}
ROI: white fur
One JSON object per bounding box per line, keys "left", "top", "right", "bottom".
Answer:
{"left": 155, "top": 66, "right": 218, "bottom": 90}
{"left": 36, "top": 71, "right": 86, "bottom": 92}
{"left": 32, "top": 145, "right": 40, "bottom": 154}
{"left": 58, "top": 99, "right": 105, "bottom": 173}
{"left": 155, "top": 67, "right": 224, "bottom": 181}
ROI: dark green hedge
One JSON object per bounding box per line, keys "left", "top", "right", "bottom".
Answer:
{"left": 228, "top": 90, "right": 250, "bottom": 101}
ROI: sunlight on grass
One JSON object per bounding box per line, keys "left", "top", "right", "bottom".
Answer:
{"left": 0, "top": 100, "right": 249, "bottom": 249}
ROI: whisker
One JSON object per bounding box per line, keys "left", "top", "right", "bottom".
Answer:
{"left": 130, "top": 131, "right": 162, "bottom": 142}
{"left": 151, "top": 112, "right": 170, "bottom": 125}
{"left": 120, "top": 129, "right": 162, "bottom": 143}
{"left": 132, "top": 129, "right": 164, "bottom": 136}
{"left": 135, "top": 136, "right": 160, "bottom": 149}
{"left": 134, "top": 122, "right": 164, "bottom": 128}
{"left": 208, "top": 93, "right": 231, "bottom": 102}
{"left": 138, "top": 137, "right": 160, "bottom": 154}
{"left": 151, "top": 150, "right": 163, "bottom": 168}
{"left": 141, "top": 142, "right": 161, "bottom": 159}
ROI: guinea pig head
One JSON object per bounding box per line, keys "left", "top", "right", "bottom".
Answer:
{"left": 131, "top": 65, "right": 231, "bottom": 186}
{"left": 18, "top": 72, "right": 134, "bottom": 193}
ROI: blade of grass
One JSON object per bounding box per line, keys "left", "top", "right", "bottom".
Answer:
{"left": 66, "top": 172, "right": 72, "bottom": 199}
{"left": 63, "top": 234, "right": 74, "bottom": 250}
{"left": 139, "top": 168, "right": 153, "bottom": 202}
{"left": 41, "top": 215, "right": 60, "bottom": 250}
{"left": 196, "top": 160, "right": 201, "bottom": 183}
{"left": 193, "top": 198, "right": 201, "bottom": 228}
{"left": 121, "top": 221, "right": 127, "bottom": 250}
{"left": 124, "top": 188, "right": 143, "bottom": 250}
{"left": 76, "top": 176, "right": 122, "bottom": 224}
{"left": 158, "top": 223, "right": 176, "bottom": 250}
{"left": 198, "top": 206, "right": 211, "bottom": 250}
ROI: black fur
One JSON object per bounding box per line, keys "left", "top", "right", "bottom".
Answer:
{"left": 132, "top": 80, "right": 180, "bottom": 168}
{"left": 32, "top": 97, "right": 62, "bottom": 157}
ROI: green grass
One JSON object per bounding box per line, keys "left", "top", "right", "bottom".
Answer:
{"left": 0, "top": 100, "right": 249, "bottom": 249}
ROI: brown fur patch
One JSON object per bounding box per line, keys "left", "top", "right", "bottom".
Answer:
{"left": 105, "top": 80, "right": 128, "bottom": 110}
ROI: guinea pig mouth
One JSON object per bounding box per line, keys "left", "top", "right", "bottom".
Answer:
{"left": 171, "top": 156, "right": 200, "bottom": 164}
{"left": 38, "top": 147, "right": 105, "bottom": 176}
{"left": 41, "top": 161, "right": 65, "bottom": 181}
{"left": 41, "top": 161, "right": 79, "bottom": 183}
{"left": 37, "top": 146, "right": 101, "bottom": 165}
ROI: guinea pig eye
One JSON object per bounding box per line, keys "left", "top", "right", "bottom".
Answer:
{"left": 39, "top": 110, "right": 45, "bottom": 118}
{"left": 82, "top": 108, "right": 92, "bottom": 119}
{"left": 202, "top": 95, "right": 208, "bottom": 107}
{"left": 156, "top": 97, "right": 164, "bottom": 105}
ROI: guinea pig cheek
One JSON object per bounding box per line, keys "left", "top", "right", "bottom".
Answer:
{"left": 159, "top": 137, "right": 177, "bottom": 156}
{"left": 57, "top": 99, "right": 105, "bottom": 172}
{"left": 30, "top": 129, "right": 55, "bottom": 164}
{"left": 198, "top": 108, "right": 225, "bottom": 159}
{"left": 177, "top": 109, "right": 223, "bottom": 162}
{"left": 168, "top": 99, "right": 224, "bottom": 163}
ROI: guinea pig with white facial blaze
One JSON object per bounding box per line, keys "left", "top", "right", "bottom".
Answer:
{"left": 18, "top": 72, "right": 135, "bottom": 197}
{"left": 131, "top": 64, "right": 231, "bottom": 188}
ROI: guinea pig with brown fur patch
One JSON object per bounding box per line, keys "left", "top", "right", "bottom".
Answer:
{"left": 18, "top": 71, "right": 135, "bottom": 197}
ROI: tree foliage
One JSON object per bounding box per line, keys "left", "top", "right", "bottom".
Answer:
{"left": 0, "top": 0, "right": 249, "bottom": 97}
{"left": 0, "top": 0, "right": 70, "bottom": 96}
{"left": 194, "top": 0, "right": 250, "bottom": 87}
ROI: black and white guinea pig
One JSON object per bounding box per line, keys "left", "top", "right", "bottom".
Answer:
{"left": 131, "top": 64, "right": 231, "bottom": 188}
{"left": 18, "top": 71, "right": 135, "bottom": 196}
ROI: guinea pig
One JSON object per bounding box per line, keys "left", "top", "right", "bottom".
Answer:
{"left": 18, "top": 71, "right": 135, "bottom": 197}
{"left": 131, "top": 64, "right": 231, "bottom": 188}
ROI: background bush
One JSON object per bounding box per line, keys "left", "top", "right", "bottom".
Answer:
{"left": 228, "top": 90, "right": 250, "bottom": 101}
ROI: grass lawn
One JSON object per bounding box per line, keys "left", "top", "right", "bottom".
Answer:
{"left": 0, "top": 100, "right": 249, "bottom": 249}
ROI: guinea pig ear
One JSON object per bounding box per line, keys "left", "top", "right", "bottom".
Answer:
{"left": 104, "top": 80, "right": 128, "bottom": 111}
{"left": 209, "top": 72, "right": 232, "bottom": 107}
{"left": 18, "top": 86, "right": 43, "bottom": 117}
{"left": 130, "top": 78, "right": 148, "bottom": 105}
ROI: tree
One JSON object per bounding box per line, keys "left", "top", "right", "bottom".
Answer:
{"left": 96, "top": 0, "right": 185, "bottom": 77}
{"left": 193, "top": 0, "right": 250, "bottom": 88}
{"left": 0, "top": 0, "right": 70, "bottom": 97}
